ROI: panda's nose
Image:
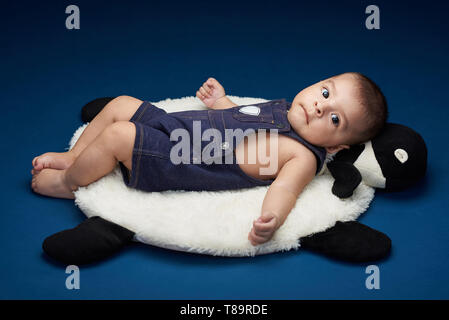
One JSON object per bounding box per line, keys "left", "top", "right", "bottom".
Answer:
{"left": 394, "top": 148, "right": 408, "bottom": 163}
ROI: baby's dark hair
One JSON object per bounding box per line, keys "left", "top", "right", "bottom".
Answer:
{"left": 342, "top": 72, "right": 388, "bottom": 145}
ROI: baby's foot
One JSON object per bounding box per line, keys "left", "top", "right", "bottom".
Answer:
{"left": 31, "top": 168, "right": 75, "bottom": 199}
{"left": 32, "top": 151, "right": 76, "bottom": 174}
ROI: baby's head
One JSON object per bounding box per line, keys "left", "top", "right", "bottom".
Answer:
{"left": 288, "top": 72, "right": 388, "bottom": 154}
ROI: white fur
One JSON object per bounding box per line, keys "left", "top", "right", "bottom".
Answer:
{"left": 71, "top": 96, "right": 375, "bottom": 257}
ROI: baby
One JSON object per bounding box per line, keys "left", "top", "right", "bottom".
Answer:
{"left": 31, "top": 72, "right": 388, "bottom": 246}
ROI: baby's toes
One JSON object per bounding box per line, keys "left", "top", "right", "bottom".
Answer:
{"left": 31, "top": 176, "right": 37, "bottom": 191}
{"left": 32, "top": 156, "right": 39, "bottom": 168}
{"left": 33, "top": 155, "right": 44, "bottom": 166}
{"left": 31, "top": 172, "right": 42, "bottom": 193}
{"left": 33, "top": 157, "right": 43, "bottom": 170}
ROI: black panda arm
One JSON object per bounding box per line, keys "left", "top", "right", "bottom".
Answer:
{"left": 299, "top": 221, "right": 391, "bottom": 263}
{"left": 327, "top": 161, "right": 362, "bottom": 198}
{"left": 81, "top": 97, "right": 116, "bottom": 122}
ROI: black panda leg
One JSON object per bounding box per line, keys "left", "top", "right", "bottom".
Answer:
{"left": 299, "top": 221, "right": 391, "bottom": 263}
{"left": 81, "top": 97, "right": 116, "bottom": 122}
{"left": 42, "top": 216, "right": 135, "bottom": 265}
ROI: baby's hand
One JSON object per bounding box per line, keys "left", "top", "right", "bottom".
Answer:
{"left": 196, "top": 77, "right": 226, "bottom": 109}
{"left": 248, "top": 212, "right": 279, "bottom": 246}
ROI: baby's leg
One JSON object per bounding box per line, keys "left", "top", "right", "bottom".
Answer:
{"left": 31, "top": 121, "right": 135, "bottom": 199}
{"left": 32, "top": 96, "right": 142, "bottom": 173}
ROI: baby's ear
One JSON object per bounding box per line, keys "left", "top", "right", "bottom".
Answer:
{"left": 325, "top": 145, "right": 350, "bottom": 154}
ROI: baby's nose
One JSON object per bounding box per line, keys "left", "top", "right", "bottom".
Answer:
{"left": 314, "top": 101, "right": 323, "bottom": 117}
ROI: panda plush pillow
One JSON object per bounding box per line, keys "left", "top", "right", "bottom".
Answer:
{"left": 42, "top": 97, "right": 427, "bottom": 265}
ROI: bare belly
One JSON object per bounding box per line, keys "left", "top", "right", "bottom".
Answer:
{"left": 234, "top": 131, "right": 304, "bottom": 181}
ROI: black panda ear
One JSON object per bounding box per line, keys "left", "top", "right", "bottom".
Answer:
{"left": 333, "top": 144, "right": 365, "bottom": 163}
{"left": 81, "top": 97, "right": 116, "bottom": 122}
{"left": 372, "top": 123, "right": 427, "bottom": 192}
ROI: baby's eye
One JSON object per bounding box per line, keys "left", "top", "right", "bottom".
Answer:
{"left": 321, "top": 88, "right": 329, "bottom": 99}
{"left": 331, "top": 113, "right": 340, "bottom": 126}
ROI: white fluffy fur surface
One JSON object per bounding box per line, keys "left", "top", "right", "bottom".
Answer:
{"left": 71, "top": 96, "right": 375, "bottom": 257}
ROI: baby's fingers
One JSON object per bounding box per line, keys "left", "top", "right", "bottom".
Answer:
{"left": 200, "top": 86, "right": 211, "bottom": 97}
{"left": 248, "top": 229, "right": 268, "bottom": 246}
{"left": 196, "top": 90, "right": 208, "bottom": 101}
{"left": 198, "top": 89, "right": 208, "bottom": 100}
{"left": 202, "top": 83, "right": 213, "bottom": 95}
{"left": 206, "top": 78, "right": 224, "bottom": 91}
{"left": 253, "top": 220, "right": 275, "bottom": 233}
{"left": 253, "top": 225, "right": 272, "bottom": 238}
{"left": 206, "top": 77, "right": 218, "bottom": 86}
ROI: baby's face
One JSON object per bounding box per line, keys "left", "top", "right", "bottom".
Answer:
{"left": 288, "top": 73, "right": 366, "bottom": 153}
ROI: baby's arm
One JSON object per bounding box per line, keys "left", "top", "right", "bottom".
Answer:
{"left": 213, "top": 96, "right": 238, "bottom": 109}
{"left": 196, "top": 77, "right": 237, "bottom": 109}
{"left": 248, "top": 149, "right": 317, "bottom": 246}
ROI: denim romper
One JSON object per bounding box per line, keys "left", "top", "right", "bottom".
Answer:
{"left": 119, "top": 99, "right": 327, "bottom": 192}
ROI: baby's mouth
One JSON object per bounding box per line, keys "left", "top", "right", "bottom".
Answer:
{"left": 299, "top": 104, "right": 309, "bottom": 124}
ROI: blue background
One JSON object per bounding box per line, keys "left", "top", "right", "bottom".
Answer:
{"left": 1, "top": 0, "right": 448, "bottom": 299}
